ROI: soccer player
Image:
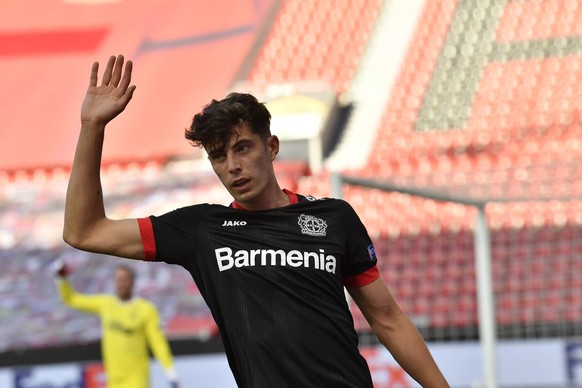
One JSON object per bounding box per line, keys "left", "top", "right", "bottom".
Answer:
{"left": 54, "top": 261, "right": 180, "bottom": 388}
{"left": 63, "top": 55, "right": 449, "bottom": 387}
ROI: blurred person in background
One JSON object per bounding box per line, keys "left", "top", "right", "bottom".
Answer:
{"left": 54, "top": 261, "right": 180, "bottom": 388}
{"left": 63, "top": 55, "right": 449, "bottom": 387}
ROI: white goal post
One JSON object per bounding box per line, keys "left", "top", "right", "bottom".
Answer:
{"left": 331, "top": 173, "right": 499, "bottom": 388}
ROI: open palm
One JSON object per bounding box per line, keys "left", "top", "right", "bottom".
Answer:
{"left": 81, "top": 55, "right": 136, "bottom": 125}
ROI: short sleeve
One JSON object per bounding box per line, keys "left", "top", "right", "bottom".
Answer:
{"left": 338, "top": 200, "right": 379, "bottom": 287}
{"left": 138, "top": 204, "right": 210, "bottom": 266}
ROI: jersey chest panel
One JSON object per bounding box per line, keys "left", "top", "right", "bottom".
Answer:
{"left": 102, "top": 300, "right": 146, "bottom": 337}
{"left": 196, "top": 204, "right": 347, "bottom": 283}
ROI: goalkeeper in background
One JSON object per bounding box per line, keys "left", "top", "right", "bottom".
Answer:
{"left": 54, "top": 261, "right": 180, "bottom": 388}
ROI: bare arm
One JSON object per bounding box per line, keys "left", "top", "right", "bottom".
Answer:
{"left": 63, "top": 55, "right": 143, "bottom": 259}
{"left": 348, "top": 276, "right": 449, "bottom": 387}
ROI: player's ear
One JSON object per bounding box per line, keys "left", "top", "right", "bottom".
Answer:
{"left": 267, "top": 135, "right": 279, "bottom": 161}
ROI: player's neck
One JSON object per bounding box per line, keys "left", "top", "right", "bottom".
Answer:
{"left": 117, "top": 293, "right": 133, "bottom": 301}
{"left": 235, "top": 185, "right": 290, "bottom": 211}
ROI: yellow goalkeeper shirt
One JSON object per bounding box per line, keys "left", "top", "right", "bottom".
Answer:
{"left": 58, "top": 279, "right": 175, "bottom": 388}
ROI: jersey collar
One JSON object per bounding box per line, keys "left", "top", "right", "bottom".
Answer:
{"left": 231, "top": 189, "right": 298, "bottom": 210}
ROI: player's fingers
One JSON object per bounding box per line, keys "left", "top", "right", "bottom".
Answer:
{"left": 110, "top": 54, "right": 125, "bottom": 87}
{"left": 118, "top": 60, "right": 133, "bottom": 92}
{"left": 88, "top": 61, "right": 99, "bottom": 87}
{"left": 101, "top": 55, "right": 116, "bottom": 86}
{"left": 118, "top": 85, "right": 136, "bottom": 107}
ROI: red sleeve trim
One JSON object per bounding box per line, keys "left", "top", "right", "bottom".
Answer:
{"left": 343, "top": 266, "right": 379, "bottom": 288}
{"left": 138, "top": 217, "right": 157, "bottom": 261}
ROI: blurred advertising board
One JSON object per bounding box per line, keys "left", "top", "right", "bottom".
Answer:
{"left": 1, "top": 340, "right": 581, "bottom": 387}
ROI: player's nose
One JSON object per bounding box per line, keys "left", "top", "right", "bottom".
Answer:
{"left": 227, "top": 152, "right": 241, "bottom": 174}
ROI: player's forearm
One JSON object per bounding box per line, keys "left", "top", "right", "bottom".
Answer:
{"left": 57, "top": 278, "right": 87, "bottom": 309}
{"left": 57, "top": 279, "right": 103, "bottom": 313}
{"left": 147, "top": 324, "right": 180, "bottom": 383}
{"left": 373, "top": 312, "right": 449, "bottom": 387}
{"left": 63, "top": 122, "right": 108, "bottom": 250}
{"left": 149, "top": 333, "right": 175, "bottom": 370}
{"left": 57, "top": 277, "right": 75, "bottom": 305}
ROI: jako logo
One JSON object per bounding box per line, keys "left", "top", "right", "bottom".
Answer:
{"left": 298, "top": 214, "right": 327, "bottom": 236}
{"left": 215, "top": 247, "right": 337, "bottom": 274}
{"left": 222, "top": 220, "right": 247, "bottom": 226}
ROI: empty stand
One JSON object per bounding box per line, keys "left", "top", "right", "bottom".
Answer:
{"left": 247, "top": 0, "right": 383, "bottom": 94}
{"left": 296, "top": 0, "right": 582, "bottom": 341}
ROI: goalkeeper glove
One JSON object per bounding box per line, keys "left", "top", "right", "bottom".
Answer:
{"left": 51, "top": 259, "right": 71, "bottom": 278}
{"left": 166, "top": 367, "right": 180, "bottom": 388}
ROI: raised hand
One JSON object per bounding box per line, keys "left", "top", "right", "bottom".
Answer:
{"left": 51, "top": 259, "right": 72, "bottom": 278}
{"left": 80, "top": 55, "right": 136, "bottom": 126}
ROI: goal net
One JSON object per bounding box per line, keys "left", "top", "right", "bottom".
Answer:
{"left": 324, "top": 173, "right": 582, "bottom": 343}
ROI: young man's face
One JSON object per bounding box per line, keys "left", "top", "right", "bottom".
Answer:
{"left": 114, "top": 268, "right": 134, "bottom": 301}
{"left": 207, "top": 122, "right": 279, "bottom": 208}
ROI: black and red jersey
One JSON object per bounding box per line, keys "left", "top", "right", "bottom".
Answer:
{"left": 138, "top": 191, "right": 378, "bottom": 388}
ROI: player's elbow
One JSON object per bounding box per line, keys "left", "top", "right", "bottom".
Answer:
{"left": 368, "top": 304, "right": 406, "bottom": 335}
{"left": 63, "top": 215, "right": 88, "bottom": 249}
{"left": 63, "top": 228, "right": 86, "bottom": 250}
{"left": 62, "top": 223, "right": 97, "bottom": 252}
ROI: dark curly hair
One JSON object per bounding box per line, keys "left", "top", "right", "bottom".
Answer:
{"left": 185, "top": 92, "right": 272, "bottom": 153}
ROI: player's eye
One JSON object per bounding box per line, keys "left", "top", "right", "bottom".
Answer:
{"left": 237, "top": 144, "right": 250, "bottom": 153}
{"left": 209, "top": 153, "right": 226, "bottom": 162}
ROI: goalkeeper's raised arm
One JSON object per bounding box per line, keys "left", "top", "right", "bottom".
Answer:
{"left": 53, "top": 259, "right": 106, "bottom": 315}
{"left": 54, "top": 262, "right": 180, "bottom": 388}
{"left": 63, "top": 55, "right": 143, "bottom": 260}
